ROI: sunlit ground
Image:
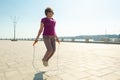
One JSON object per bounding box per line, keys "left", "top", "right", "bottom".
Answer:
{"left": 0, "top": 40, "right": 120, "bottom": 80}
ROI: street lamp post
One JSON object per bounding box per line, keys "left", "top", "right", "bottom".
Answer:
{"left": 11, "top": 16, "right": 18, "bottom": 41}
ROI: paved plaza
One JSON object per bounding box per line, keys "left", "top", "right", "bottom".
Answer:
{"left": 0, "top": 40, "right": 120, "bottom": 80}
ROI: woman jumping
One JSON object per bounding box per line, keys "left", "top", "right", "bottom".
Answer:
{"left": 33, "top": 7, "right": 60, "bottom": 67}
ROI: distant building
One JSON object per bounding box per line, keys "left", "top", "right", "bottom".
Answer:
{"left": 118, "top": 34, "right": 120, "bottom": 38}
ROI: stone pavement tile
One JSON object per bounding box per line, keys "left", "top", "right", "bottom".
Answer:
{"left": 44, "top": 70, "right": 64, "bottom": 77}
{"left": 87, "top": 68, "right": 114, "bottom": 76}
{"left": 7, "top": 62, "right": 17, "bottom": 67}
{"left": 23, "top": 76, "right": 33, "bottom": 80}
{"left": 22, "top": 73, "right": 34, "bottom": 80}
{"left": 61, "top": 66, "right": 88, "bottom": 76}
{"left": 0, "top": 64, "right": 9, "bottom": 72}
{"left": 13, "top": 63, "right": 27, "bottom": 68}
{"left": 47, "top": 75, "right": 62, "bottom": 80}
{"left": 98, "top": 68, "right": 115, "bottom": 76}
{"left": 0, "top": 76, "right": 6, "bottom": 80}
{"left": 6, "top": 76, "right": 23, "bottom": 80}
{"left": 110, "top": 64, "right": 120, "bottom": 71}
{"left": 0, "top": 72, "right": 6, "bottom": 80}
{"left": 58, "top": 73, "right": 78, "bottom": 80}
{"left": 69, "top": 71, "right": 91, "bottom": 79}
{"left": 73, "top": 67, "right": 88, "bottom": 73}
{"left": 5, "top": 67, "right": 18, "bottom": 72}
{"left": 86, "top": 64, "right": 108, "bottom": 70}
{"left": 60, "top": 67, "right": 74, "bottom": 74}
{"left": 101, "top": 73, "right": 120, "bottom": 80}
{"left": 5, "top": 70, "right": 23, "bottom": 80}
{"left": 0, "top": 72, "right": 4, "bottom": 76}
{"left": 79, "top": 76, "right": 105, "bottom": 80}
{"left": 17, "top": 67, "right": 35, "bottom": 75}
{"left": 87, "top": 70, "right": 102, "bottom": 75}
{"left": 64, "top": 61, "right": 88, "bottom": 68}
{"left": 114, "top": 71, "right": 120, "bottom": 76}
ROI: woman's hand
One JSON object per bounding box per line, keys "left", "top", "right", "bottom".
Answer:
{"left": 56, "top": 38, "right": 60, "bottom": 44}
{"left": 33, "top": 39, "right": 38, "bottom": 46}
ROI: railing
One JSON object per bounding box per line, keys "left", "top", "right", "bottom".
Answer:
{"left": 0, "top": 38, "right": 120, "bottom": 44}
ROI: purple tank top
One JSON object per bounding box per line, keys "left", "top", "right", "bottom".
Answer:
{"left": 41, "top": 17, "right": 56, "bottom": 36}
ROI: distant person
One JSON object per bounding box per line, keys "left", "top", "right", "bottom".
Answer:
{"left": 33, "top": 7, "right": 60, "bottom": 67}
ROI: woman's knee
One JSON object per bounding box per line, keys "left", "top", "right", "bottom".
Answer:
{"left": 47, "top": 49, "right": 56, "bottom": 54}
{"left": 52, "top": 50, "right": 56, "bottom": 53}
{"left": 47, "top": 49, "right": 53, "bottom": 53}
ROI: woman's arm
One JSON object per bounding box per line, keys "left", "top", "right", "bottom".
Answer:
{"left": 55, "top": 35, "right": 60, "bottom": 44}
{"left": 33, "top": 23, "right": 44, "bottom": 46}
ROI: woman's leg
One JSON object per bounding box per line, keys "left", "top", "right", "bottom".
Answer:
{"left": 47, "top": 37, "right": 56, "bottom": 61}
{"left": 43, "top": 36, "right": 53, "bottom": 61}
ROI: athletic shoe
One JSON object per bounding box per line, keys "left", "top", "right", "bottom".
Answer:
{"left": 42, "top": 59, "right": 48, "bottom": 67}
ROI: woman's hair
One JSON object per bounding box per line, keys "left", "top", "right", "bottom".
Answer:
{"left": 45, "top": 7, "right": 54, "bottom": 16}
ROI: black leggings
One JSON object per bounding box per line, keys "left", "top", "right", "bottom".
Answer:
{"left": 43, "top": 35, "right": 56, "bottom": 61}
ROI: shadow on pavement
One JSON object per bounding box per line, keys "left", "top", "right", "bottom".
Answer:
{"left": 33, "top": 71, "right": 46, "bottom": 80}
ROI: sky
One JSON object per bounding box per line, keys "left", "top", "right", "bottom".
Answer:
{"left": 0, "top": 0, "right": 120, "bottom": 38}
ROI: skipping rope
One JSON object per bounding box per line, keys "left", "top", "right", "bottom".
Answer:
{"left": 32, "top": 44, "right": 60, "bottom": 73}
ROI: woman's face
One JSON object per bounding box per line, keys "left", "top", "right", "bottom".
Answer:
{"left": 47, "top": 12, "right": 53, "bottom": 18}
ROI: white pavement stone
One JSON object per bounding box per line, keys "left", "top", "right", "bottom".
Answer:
{"left": 0, "top": 41, "right": 120, "bottom": 80}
